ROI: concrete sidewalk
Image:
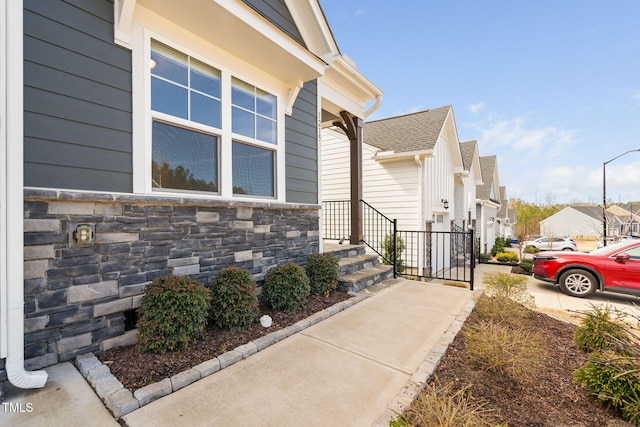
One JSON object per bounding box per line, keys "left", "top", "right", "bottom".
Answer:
{"left": 121, "top": 278, "right": 475, "bottom": 426}
{"left": 1, "top": 277, "right": 476, "bottom": 427}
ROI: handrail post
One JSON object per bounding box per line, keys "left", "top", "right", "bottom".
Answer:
{"left": 393, "top": 219, "right": 397, "bottom": 278}
{"left": 469, "top": 227, "right": 475, "bottom": 291}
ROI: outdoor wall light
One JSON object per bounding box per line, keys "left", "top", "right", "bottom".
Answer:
{"left": 73, "top": 224, "right": 94, "bottom": 245}
{"left": 441, "top": 199, "right": 449, "bottom": 210}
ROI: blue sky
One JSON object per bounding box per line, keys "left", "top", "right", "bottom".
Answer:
{"left": 321, "top": 1, "right": 640, "bottom": 206}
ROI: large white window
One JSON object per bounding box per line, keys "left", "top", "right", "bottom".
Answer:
{"left": 150, "top": 39, "right": 278, "bottom": 198}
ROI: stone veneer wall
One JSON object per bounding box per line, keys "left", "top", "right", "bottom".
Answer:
{"left": 9, "top": 189, "right": 319, "bottom": 379}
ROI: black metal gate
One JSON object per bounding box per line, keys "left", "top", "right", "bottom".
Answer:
{"left": 394, "top": 226, "right": 475, "bottom": 290}
{"left": 322, "top": 200, "right": 475, "bottom": 290}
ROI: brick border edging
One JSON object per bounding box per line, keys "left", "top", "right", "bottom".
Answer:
{"left": 75, "top": 294, "right": 368, "bottom": 419}
{"left": 373, "top": 291, "right": 480, "bottom": 426}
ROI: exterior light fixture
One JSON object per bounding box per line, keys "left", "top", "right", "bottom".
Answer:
{"left": 441, "top": 199, "right": 449, "bottom": 210}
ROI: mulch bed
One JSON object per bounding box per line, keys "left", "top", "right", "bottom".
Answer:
{"left": 98, "top": 292, "right": 351, "bottom": 391}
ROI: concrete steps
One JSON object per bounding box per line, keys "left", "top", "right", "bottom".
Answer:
{"left": 323, "top": 242, "right": 394, "bottom": 293}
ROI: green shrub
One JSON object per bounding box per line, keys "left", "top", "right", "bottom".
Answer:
{"left": 574, "top": 350, "right": 640, "bottom": 425}
{"left": 519, "top": 258, "right": 534, "bottom": 273}
{"left": 574, "top": 306, "right": 631, "bottom": 354}
{"left": 137, "top": 275, "right": 211, "bottom": 354}
{"left": 495, "top": 251, "right": 519, "bottom": 263}
{"left": 305, "top": 253, "right": 339, "bottom": 297}
{"left": 478, "top": 252, "right": 491, "bottom": 263}
{"left": 382, "top": 233, "right": 405, "bottom": 273}
{"left": 524, "top": 245, "right": 540, "bottom": 254}
{"left": 209, "top": 267, "right": 259, "bottom": 332}
{"left": 263, "top": 263, "right": 311, "bottom": 314}
{"left": 491, "top": 237, "right": 505, "bottom": 257}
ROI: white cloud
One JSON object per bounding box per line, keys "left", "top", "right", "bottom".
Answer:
{"left": 633, "top": 90, "right": 640, "bottom": 101}
{"left": 468, "top": 102, "right": 485, "bottom": 114}
{"left": 474, "top": 115, "right": 578, "bottom": 154}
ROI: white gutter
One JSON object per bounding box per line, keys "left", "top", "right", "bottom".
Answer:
{"left": 2, "top": 0, "right": 48, "bottom": 388}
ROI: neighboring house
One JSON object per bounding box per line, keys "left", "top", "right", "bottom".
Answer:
{"left": 323, "top": 106, "right": 465, "bottom": 232}
{"left": 322, "top": 105, "right": 467, "bottom": 273}
{"left": 539, "top": 206, "right": 603, "bottom": 238}
{"left": 496, "top": 186, "right": 516, "bottom": 240}
{"left": 607, "top": 204, "right": 640, "bottom": 236}
{"left": 458, "top": 141, "right": 483, "bottom": 230}
{"left": 1, "top": 0, "right": 381, "bottom": 390}
{"left": 476, "top": 156, "right": 502, "bottom": 253}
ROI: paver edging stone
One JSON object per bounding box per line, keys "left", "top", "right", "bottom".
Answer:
{"left": 75, "top": 292, "right": 369, "bottom": 419}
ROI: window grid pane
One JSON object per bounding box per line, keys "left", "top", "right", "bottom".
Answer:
{"left": 232, "top": 141, "right": 274, "bottom": 197}
{"left": 231, "top": 77, "right": 277, "bottom": 145}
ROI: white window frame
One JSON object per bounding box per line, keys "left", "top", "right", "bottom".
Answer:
{"left": 130, "top": 20, "right": 286, "bottom": 202}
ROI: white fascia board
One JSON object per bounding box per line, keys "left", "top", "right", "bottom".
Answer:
{"left": 372, "top": 149, "right": 433, "bottom": 163}
{"left": 321, "top": 56, "right": 383, "bottom": 119}
{"left": 284, "top": 0, "right": 338, "bottom": 62}
{"left": 119, "top": 0, "right": 326, "bottom": 85}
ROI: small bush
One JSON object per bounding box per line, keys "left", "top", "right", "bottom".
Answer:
{"left": 491, "top": 237, "right": 505, "bottom": 257}
{"left": 397, "top": 379, "right": 499, "bottom": 427}
{"left": 465, "top": 320, "right": 547, "bottom": 382}
{"left": 209, "top": 267, "right": 259, "bottom": 332}
{"left": 478, "top": 252, "right": 491, "bottom": 263}
{"left": 382, "top": 233, "right": 406, "bottom": 273}
{"left": 474, "top": 294, "right": 530, "bottom": 327}
{"left": 137, "top": 275, "right": 211, "bottom": 354}
{"left": 524, "top": 245, "right": 540, "bottom": 254}
{"left": 305, "top": 253, "right": 339, "bottom": 297}
{"left": 574, "top": 306, "right": 631, "bottom": 354}
{"left": 519, "top": 258, "right": 534, "bottom": 273}
{"left": 482, "top": 271, "right": 535, "bottom": 309}
{"left": 495, "top": 251, "right": 519, "bottom": 263}
{"left": 263, "top": 263, "right": 310, "bottom": 314}
{"left": 574, "top": 350, "right": 640, "bottom": 425}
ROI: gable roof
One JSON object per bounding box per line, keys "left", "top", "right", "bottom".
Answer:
{"left": 569, "top": 205, "right": 603, "bottom": 221}
{"left": 459, "top": 140, "right": 477, "bottom": 171}
{"left": 497, "top": 186, "right": 508, "bottom": 217}
{"left": 363, "top": 106, "right": 451, "bottom": 152}
{"left": 477, "top": 155, "right": 499, "bottom": 202}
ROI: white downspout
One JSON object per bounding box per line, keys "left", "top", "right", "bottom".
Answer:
{"left": 2, "top": 0, "right": 48, "bottom": 388}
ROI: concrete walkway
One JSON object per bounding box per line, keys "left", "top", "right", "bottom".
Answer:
{"left": 4, "top": 263, "right": 639, "bottom": 427}
{"left": 1, "top": 277, "right": 476, "bottom": 427}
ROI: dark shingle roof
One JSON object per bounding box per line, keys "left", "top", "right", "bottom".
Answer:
{"left": 459, "top": 140, "right": 477, "bottom": 171}
{"left": 363, "top": 106, "right": 451, "bottom": 153}
{"left": 570, "top": 205, "right": 603, "bottom": 221}
{"left": 476, "top": 156, "right": 497, "bottom": 201}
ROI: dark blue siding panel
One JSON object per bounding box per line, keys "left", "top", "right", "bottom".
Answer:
{"left": 24, "top": 0, "right": 133, "bottom": 192}
{"left": 285, "top": 81, "right": 318, "bottom": 204}
{"left": 242, "top": 0, "right": 305, "bottom": 46}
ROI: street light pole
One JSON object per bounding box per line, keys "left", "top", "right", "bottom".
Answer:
{"left": 602, "top": 148, "right": 640, "bottom": 246}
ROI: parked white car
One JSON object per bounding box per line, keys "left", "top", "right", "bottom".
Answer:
{"left": 526, "top": 236, "right": 578, "bottom": 251}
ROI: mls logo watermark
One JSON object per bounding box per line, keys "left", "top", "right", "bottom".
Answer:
{"left": 2, "top": 402, "right": 34, "bottom": 413}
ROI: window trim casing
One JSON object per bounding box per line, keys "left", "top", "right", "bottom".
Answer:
{"left": 132, "top": 24, "right": 286, "bottom": 202}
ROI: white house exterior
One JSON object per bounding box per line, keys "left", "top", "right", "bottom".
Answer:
{"left": 458, "top": 140, "right": 483, "bottom": 229}
{"left": 476, "top": 155, "right": 501, "bottom": 253}
{"left": 497, "top": 186, "right": 516, "bottom": 239}
{"left": 540, "top": 206, "right": 602, "bottom": 238}
{"left": 322, "top": 106, "right": 466, "bottom": 232}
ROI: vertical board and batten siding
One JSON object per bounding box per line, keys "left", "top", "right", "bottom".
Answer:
{"left": 423, "top": 135, "right": 455, "bottom": 230}
{"left": 286, "top": 81, "right": 318, "bottom": 204}
{"left": 23, "top": 0, "right": 133, "bottom": 192}
{"left": 242, "top": 0, "right": 305, "bottom": 46}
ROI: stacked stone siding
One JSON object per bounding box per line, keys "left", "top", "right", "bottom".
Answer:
{"left": 19, "top": 189, "right": 320, "bottom": 373}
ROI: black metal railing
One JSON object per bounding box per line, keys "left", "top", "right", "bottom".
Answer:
{"left": 322, "top": 200, "right": 350, "bottom": 242}
{"left": 361, "top": 200, "right": 397, "bottom": 275}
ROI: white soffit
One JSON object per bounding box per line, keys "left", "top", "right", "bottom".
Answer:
{"left": 117, "top": 0, "right": 326, "bottom": 84}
